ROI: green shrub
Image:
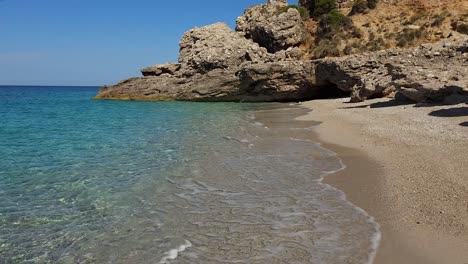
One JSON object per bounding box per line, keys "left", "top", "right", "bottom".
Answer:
{"left": 396, "top": 28, "right": 422, "bottom": 47}
{"left": 431, "top": 16, "right": 445, "bottom": 27}
{"left": 313, "top": 0, "right": 338, "bottom": 17}
{"left": 317, "top": 10, "right": 353, "bottom": 38}
{"left": 458, "top": 24, "right": 468, "bottom": 34}
{"left": 350, "top": 0, "right": 378, "bottom": 15}
{"left": 385, "top": 32, "right": 396, "bottom": 39}
{"left": 314, "top": 39, "right": 340, "bottom": 57}
{"left": 351, "top": 27, "right": 363, "bottom": 38}
{"left": 278, "top": 5, "right": 310, "bottom": 20}
{"left": 320, "top": 10, "right": 352, "bottom": 29}
{"left": 431, "top": 12, "right": 448, "bottom": 27}
{"left": 344, "top": 45, "right": 353, "bottom": 55}
{"left": 367, "top": 0, "right": 378, "bottom": 9}
{"left": 297, "top": 6, "right": 311, "bottom": 19}
{"left": 300, "top": 0, "right": 338, "bottom": 18}
{"left": 451, "top": 21, "right": 468, "bottom": 35}
{"left": 350, "top": 0, "right": 368, "bottom": 15}
{"left": 407, "top": 12, "right": 426, "bottom": 25}
{"left": 460, "top": 24, "right": 468, "bottom": 34}
{"left": 368, "top": 37, "right": 385, "bottom": 51}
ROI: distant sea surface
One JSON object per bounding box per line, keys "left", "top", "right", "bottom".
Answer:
{"left": 0, "top": 86, "right": 379, "bottom": 263}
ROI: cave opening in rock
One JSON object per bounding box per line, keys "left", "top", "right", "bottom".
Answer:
{"left": 310, "top": 82, "right": 350, "bottom": 99}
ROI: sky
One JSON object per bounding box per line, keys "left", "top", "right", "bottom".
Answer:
{"left": 0, "top": 0, "right": 297, "bottom": 86}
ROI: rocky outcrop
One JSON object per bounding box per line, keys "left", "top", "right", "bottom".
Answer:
{"left": 96, "top": 61, "right": 317, "bottom": 102}
{"left": 316, "top": 35, "right": 468, "bottom": 103}
{"left": 388, "top": 39, "right": 468, "bottom": 103}
{"left": 96, "top": 1, "right": 467, "bottom": 104}
{"left": 178, "top": 23, "right": 269, "bottom": 74}
{"left": 316, "top": 56, "right": 395, "bottom": 102}
{"left": 237, "top": 61, "right": 317, "bottom": 101}
{"left": 236, "top": 4, "right": 306, "bottom": 53}
{"left": 95, "top": 21, "right": 319, "bottom": 102}
{"left": 95, "top": 69, "right": 242, "bottom": 101}
{"left": 141, "top": 63, "right": 181, "bottom": 77}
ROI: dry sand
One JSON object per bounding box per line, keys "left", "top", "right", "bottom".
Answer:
{"left": 298, "top": 98, "right": 468, "bottom": 264}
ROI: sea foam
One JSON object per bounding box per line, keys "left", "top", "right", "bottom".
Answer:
{"left": 159, "top": 240, "right": 192, "bottom": 264}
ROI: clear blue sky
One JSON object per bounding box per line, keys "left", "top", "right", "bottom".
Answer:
{"left": 0, "top": 0, "right": 298, "bottom": 86}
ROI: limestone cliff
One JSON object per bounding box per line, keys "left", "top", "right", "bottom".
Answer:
{"left": 299, "top": 0, "right": 467, "bottom": 59}
{"left": 316, "top": 35, "right": 468, "bottom": 103}
{"left": 95, "top": 0, "right": 467, "bottom": 103}
{"left": 95, "top": 19, "right": 317, "bottom": 102}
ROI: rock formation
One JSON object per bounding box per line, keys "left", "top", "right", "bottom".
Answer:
{"left": 95, "top": 22, "right": 317, "bottom": 102}
{"left": 238, "top": 61, "right": 317, "bottom": 101}
{"left": 141, "top": 63, "right": 181, "bottom": 77}
{"left": 267, "top": 0, "right": 288, "bottom": 5}
{"left": 316, "top": 35, "right": 468, "bottom": 103}
{"left": 95, "top": 2, "right": 467, "bottom": 104}
{"left": 316, "top": 55, "right": 395, "bottom": 102}
{"left": 236, "top": 4, "right": 306, "bottom": 53}
{"left": 177, "top": 23, "right": 269, "bottom": 74}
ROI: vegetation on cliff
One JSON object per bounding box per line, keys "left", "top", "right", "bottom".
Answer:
{"left": 296, "top": 0, "right": 468, "bottom": 59}
{"left": 277, "top": 5, "right": 310, "bottom": 20}
{"left": 95, "top": 0, "right": 467, "bottom": 104}
{"left": 349, "top": 0, "right": 378, "bottom": 15}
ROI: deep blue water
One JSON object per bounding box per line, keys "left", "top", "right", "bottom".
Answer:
{"left": 0, "top": 86, "right": 380, "bottom": 264}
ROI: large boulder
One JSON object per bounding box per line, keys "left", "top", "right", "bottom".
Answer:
{"left": 236, "top": 4, "right": 306, "bottom": 53}
{"left": 389, "top": 38, "right": 468, "bottom": 103}
{"left": 237, "top": 61, "right": 317, "bottom": 101}
{"left": 316, "top": 55, "right": 395, "bottom": 102}
{"left": 178, "top": 23, "right": 270, "bottom": 74}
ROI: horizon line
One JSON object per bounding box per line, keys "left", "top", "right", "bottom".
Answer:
{"left": 0, "top": 84, "right": 102, "bottom": 87}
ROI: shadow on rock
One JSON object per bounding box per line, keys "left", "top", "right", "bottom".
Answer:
{"left": 460, "top": 121, "right": 468, "bottom": 127}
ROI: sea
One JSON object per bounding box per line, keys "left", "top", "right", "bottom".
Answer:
{"left": 0, "top": 86, "right": 380, "bottom": 264}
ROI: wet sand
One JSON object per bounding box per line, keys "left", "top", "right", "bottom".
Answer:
{"left": 298, "top": 98, "right": 468, "bottom": 264}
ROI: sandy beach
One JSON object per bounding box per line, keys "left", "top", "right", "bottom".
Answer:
{"left": 298, "top": 98, "right": 468, "bottom": 264}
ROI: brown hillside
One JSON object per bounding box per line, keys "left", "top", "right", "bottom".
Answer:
{"left": 302, "top": 0, "right": 468, "bottom": 59}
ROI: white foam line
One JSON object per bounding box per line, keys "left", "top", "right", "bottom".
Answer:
{"left": 159, "top": 240, "right": 192, "bottom": 264}
{"left": 289, "top": 137, "right": 382, "bottom": 264}
{"left": 223, "top": 136, "right": 250, "bottom": 144}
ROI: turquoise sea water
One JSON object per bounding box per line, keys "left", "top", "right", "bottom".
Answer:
{"left": 0, "top": 86, "right": 380, "bottom": 263}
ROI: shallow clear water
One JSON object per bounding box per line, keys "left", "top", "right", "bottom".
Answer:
{"left": 0, "top": 86, "right": 379, "bottom": 263}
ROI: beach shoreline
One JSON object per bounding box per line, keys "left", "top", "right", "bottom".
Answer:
{"left": 298, "top": 98, "right": 468, "bottom": 264}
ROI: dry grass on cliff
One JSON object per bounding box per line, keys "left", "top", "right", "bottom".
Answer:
{"left": 303, "top": 0, "right": 468, "bottom": 59}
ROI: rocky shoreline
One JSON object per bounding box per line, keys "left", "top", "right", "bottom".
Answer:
{"left": 94, "top": 1, "right": 467, "bottom": 104}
